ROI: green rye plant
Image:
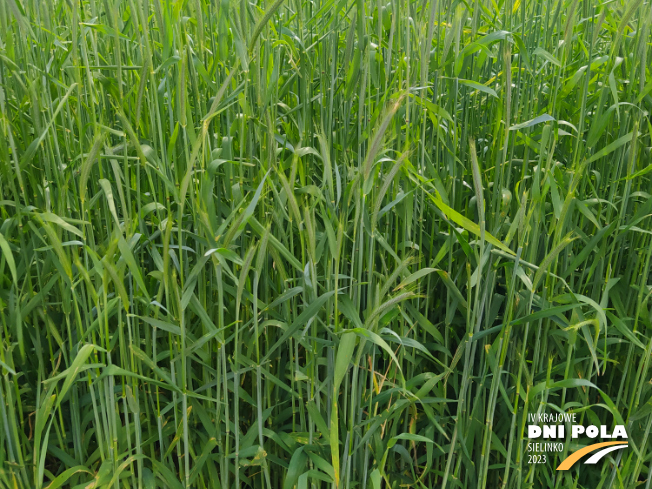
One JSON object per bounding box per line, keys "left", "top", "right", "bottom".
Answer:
{"left": 0, "top": 0, "right": 651, "bottom": 487}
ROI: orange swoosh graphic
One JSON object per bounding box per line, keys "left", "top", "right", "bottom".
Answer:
{"left": 556, "top": 441, "right": 628, "bottom": 470}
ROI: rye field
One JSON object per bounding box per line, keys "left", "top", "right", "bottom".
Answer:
{"left": 0, "top": 0, "right": 651, "bottom": 487}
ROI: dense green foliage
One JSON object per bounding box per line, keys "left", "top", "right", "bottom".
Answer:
{"left": 0, "top": 0, "right": 651, "bottom": 487}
